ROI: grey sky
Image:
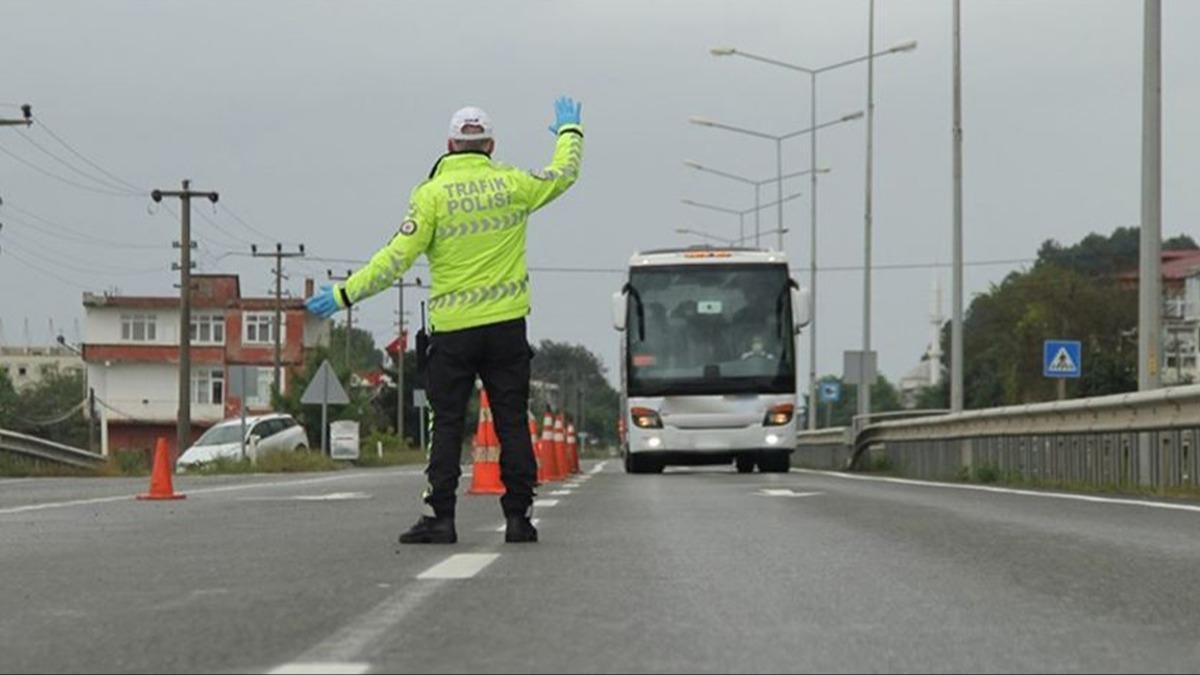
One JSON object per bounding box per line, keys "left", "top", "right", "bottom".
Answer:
{"left": 1, "top": 0, "right": 1197, "bottom": 386}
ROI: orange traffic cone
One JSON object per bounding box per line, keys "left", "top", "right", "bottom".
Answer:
{"left": 468, "top": 390, "right": 506, "bottom": 495}
{"left": 553, "top": 413, "right": 569, "bottom": 482}
{"left": 567, "top": 421, "right": 581, "bottom": 475}
{"left": 539, "top": 409, "right": 561, "bottom": 482}
{"left": 530, "top": 412, "right": 548, "bottom": 486}
{"left": 137, "top": 437, "right": 186, "bottom": 501}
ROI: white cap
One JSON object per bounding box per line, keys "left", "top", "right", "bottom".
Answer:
{"left": 448, "top": 106, "right": 494, "bottom": 140}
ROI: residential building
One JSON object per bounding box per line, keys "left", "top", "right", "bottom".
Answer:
{"left": 82, "top": 274, "right": 328, "bottom": 454}
{"left": 0, "top": 346, "right": 85, "bottom": 391}
{"left": 1120, "top": 250, "right": 1200, "bottom": 385}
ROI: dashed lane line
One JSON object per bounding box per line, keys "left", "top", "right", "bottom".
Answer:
{"left": 533, "top": 499, "right": 559, "bottom": 508}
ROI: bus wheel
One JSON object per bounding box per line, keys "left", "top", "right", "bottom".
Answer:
{"left": 758, "top": 452, "right": 791, "bottom": 473}
{"left": 735, "top": 456, "right": 756, "bottom": 474}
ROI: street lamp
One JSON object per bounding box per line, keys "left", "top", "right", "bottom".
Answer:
{"left": 676, "top": 226, "right": 791, "bottom": 248}
{"left": 712, "top": 37, "right": 917, "bottom": 427}
{"left": 688, "top": 112, "right": 862, "bottom": 253}
{"left": 681, "top": 192, "right": 806, "bottom": 247}
{"left": 683, "top": 162, "right": 830, "bottom": 246}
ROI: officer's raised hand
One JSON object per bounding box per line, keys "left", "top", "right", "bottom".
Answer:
{"left": 547, "top": 95, "right": 582, "bottom": 134}
{"left": 305, "top": 285, "right": 342, "bottom": 320}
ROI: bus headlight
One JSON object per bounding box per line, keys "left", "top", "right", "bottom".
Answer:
{"left": 631, "top": 407, "right": 663, "bottom": 429}
{"left": 763, "top": 404, "right": 794, "bottom": 427}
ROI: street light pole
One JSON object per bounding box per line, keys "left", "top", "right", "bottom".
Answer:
{"left": 711, "top": 38, "right": 916, "bottom": 429}
{"left": 860, "top": 0, "right": 877, "bottom": 423}
{"left": 952, "top": 0, "right": 965, "bottom": 412}
{"left": 1139, "top": 0, "right": 1162, "bottom": 393}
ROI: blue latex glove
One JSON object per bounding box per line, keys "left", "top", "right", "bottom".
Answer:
{"left": 305, "top": 285, "right": 342, "bottom": 319}
{"left": 548, "top": 96, "right": 582, "bottom": 134}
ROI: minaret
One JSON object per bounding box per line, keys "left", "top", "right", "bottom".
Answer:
{"left": 928, "top": 277, "right": 944, "bottom": 387}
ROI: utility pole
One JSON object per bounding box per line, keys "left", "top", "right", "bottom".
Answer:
{"left": 951, "top": 0, "right": 965, "bottom": 412}
{"left": 152, "top": 180, "right": 218, "bottom": 456}
{"left": 326, "top": 269, "right": 354, "bottom": 371}
{"left": 0, "top": 104, "right": 32, "bottom": 128}
{"left": 252, "top": 243, "right": 305, "bottom": 395}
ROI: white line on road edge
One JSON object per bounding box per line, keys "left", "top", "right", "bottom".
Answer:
{"left": 417, "top": 553, "right": 501, "bottom": 580}
{"left": 269, "top": 663, "right": 370, "bottom": 674}
{"left": 588, "top": 461, "right": 609, "bottom": 475}
{"left": 0, "top": 470, "right": 414, "bottom": 516}
{"left": 793, "top": 469, "right": 1200, "bottom": 514}
{"left": 549, "top": 490, "right": 573, "bottom": 496}
{"left": 533, "top": 499, "right": 559, "bottom": 508}
{"left": 563, "top": 483, "right": 582, "bottom": 489}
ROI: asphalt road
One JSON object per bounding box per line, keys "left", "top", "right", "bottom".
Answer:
{"left": 3, "top": 461, "right": 1200, "bottom": 673}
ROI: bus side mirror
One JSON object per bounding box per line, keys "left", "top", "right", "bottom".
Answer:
{"left": 791, "top": 286, "right": 811, "bottom": 332}
{"left": 612, "top": 291, "right": 628, "bottom": 331}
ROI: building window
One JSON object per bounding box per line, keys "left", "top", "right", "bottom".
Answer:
{"left": 190, "top": 314, "right": 225, "bottom": 345}
{"left": 246, "top": 368, "right": 283, "bottom": 408}
{"left": 244, "top": 312, "right": 275, "bottom": 345}
{"left": 1165, "top": 329, "right": 1198, "bottom": 378}
{"left": 191, "top": 369, "right": 225, "bottom": 405}
{"left": 120, "top": 314, "right": 158, "bottom": 342}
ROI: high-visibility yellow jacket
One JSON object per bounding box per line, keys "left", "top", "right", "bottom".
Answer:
{"left": 334, "top": 125, "right": 583, "bottom": 332}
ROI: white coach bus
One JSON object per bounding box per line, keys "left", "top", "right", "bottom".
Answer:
{"left": 611, "top": 247, "right": 811, "bottom": 474}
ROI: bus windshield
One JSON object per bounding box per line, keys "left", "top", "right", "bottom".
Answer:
{"left": 626, "top": 264, "right": 795, "bottom": 396}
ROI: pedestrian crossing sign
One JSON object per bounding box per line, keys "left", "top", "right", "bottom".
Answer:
{"left": 1043, "top": 340, "right": 1082, "bottom": 379}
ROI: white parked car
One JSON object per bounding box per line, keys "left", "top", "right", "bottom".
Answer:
{"left": 177, "top": 414, "right": 309, "bottom": 469}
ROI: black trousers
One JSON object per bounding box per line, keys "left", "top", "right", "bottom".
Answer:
{"left": 424, "top": 318, "right": 536, "bottom": 518}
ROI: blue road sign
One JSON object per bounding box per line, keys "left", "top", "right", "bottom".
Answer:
{"left": 1044, "top": 340, "right": 1082, "bottom": 379}
{"left": 819, "top": 381, "right": 843, "bottom": 403}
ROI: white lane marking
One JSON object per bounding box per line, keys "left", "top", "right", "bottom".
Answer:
{"left": 793, "top": 468, "right": 1200, "bottom": 514}
{"left": 0, "top": 470, "right": 414, "bottom": 516}
{"left": 269, "top": 663, "right": 370, "bottom": 675}
{"left": 589, "top": 461, "right": 609, "bottom": 475}
{"left": 416, "top": 553, "right": 500, "bottom": 580}
{"left": 292, "top": 492, "right": 371, "bottom": 502}
{"left": 493, "top": 518, "right": 541, "bottom": 532}
{"left": 271, "top": 581, "right": 445, "bottom": 667}
{"left": 563, "top": 483, "right": 582, "bottom": 489}
{"left": 759, "top": 489, "right": 823, "bottom": 498}
{"left": 533, "top": 499, "right": 559, "bottom": 508}
{"left": 549, "top": 490, "right": 573, "bottom": 496}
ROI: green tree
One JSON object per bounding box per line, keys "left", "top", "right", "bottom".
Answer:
{"left": 327, "top": 324, "right": 384, "bottom": 373}
{"left": 8, "top": 367, "right": 90, "bottom": 447}
{"left": 530, "top": 340, "right": 620, "bottom": 445}
{"left": 0, "top": 369, "right": 18, "bottom": 428}
{"left": 274, "top": 346, "right": 386, "bottom": 449}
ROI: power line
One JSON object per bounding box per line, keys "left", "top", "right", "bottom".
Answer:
{"left": 29, "top": 116, "right": 148, "bottom": 194}
{"left": 0, "top": 245, "right": 95, "bottom": 290}
{"left": 0, "top": 141, "right": 141, "bottom": 198}
{"left": 0, "top": 228, "right": 164, "bottom": 276}
{"left": 1, "top": 201, "right": 169, "bottom": 250}
{"left": 15, "top": 128, "right": 141, "bottom": 195}
{"left": 220, "top": 204, "right": 300, "bottom": 246}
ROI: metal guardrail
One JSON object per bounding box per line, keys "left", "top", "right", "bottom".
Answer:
{"left": 793, "top": 427, "right": 851, "bottom": 470}
{"left": 0, "top": 428, "right": 106, "bottom": 470}
{"left": 797, "top": 385, "right": 1200, "bottom": 489}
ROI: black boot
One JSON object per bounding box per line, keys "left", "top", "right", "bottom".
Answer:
{"left": 505, "top": 515, "right": 538, "bottom": 543}
{"left": 398, "top": 515, "right": 457, "bottom": 545}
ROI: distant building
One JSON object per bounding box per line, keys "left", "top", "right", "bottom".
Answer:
{"left": 0, "top": 346, "right": 84, "bottom": 390}
{"left": 1119, "top": 250, "right": 1200, "bottom": 385}
{"left": 900, "top": 278, "right": 945, "bottom": 408}
{"left": 82, "top": 274, "right": 329, "bottom": 454}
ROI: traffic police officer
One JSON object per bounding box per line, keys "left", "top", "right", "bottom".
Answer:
{"left": 306, "top": 97, "right": 583, "bottom": 544}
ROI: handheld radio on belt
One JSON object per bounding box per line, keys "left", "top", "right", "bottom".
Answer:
{"left": 415, "top": 301, "right": 430, "bottom": 386}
